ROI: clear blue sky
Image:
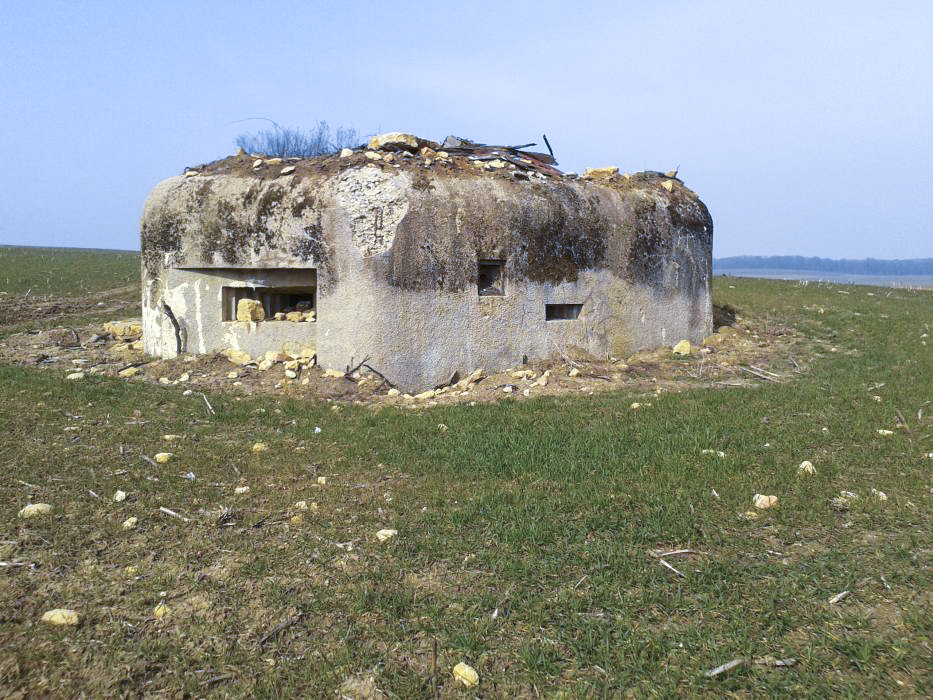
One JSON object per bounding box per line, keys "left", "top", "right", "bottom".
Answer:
{"left": 2, "top": 0, "right": 930, "bottom": 258}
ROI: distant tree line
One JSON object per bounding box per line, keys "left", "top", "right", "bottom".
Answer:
{"left": 235, "top": 121, "right": 361, "bottom": 158}
{"left": 714, "top": 256, "right": 933, "bottom": 275}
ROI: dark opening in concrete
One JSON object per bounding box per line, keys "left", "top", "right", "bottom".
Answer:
{"left": 545, "top": 303, "right": 582, "bottom": 321}
{"left": 477, "top": 260, "right": 505, "bottom": 296}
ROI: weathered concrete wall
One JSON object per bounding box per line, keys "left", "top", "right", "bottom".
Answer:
{"left": 141, "top": 152, "right": 712, "bottom": 389}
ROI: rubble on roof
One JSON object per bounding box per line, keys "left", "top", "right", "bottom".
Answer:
{"left": 189, "top": 132, "right": 686, "bottom": 190}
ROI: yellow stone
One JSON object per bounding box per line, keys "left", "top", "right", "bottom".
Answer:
{"left": 153, "top": 452, "right": 173, "bottom": 464}
{"left": 251, "top": 442, "right": 268, "bottom": 453}
{"left": 323, "top": 368, "right": 345, "bottom": 378}
{"left": 582, "top": 166, "right": 619, "bottom": 179}
{"left": 18, "top": 503, "right": 53, "bottom": 519}
{"left": 236, "top": 298, "right": 265, "bottom": 322}
{"left": 368, "top": 132, "right": 419, "bottom": 150}
{"left": 753, "top": 494, "right": 778, "bottom": 509}
{"left": 661, "top": 180, "right": 674, "bottom": 191}
{"left": 41, "top": 609, "right": 80, "bottom": 626}
{"left": 118, "top": 366, "right": 141, "bottom": 378}
{"left": 453, "top": 662, "right": 479, "bottom": 687}
{"left": 376, "top": 528, "right": 398, "bottom": 542}
{"left": 285, "top": 311, "right": 304, "bottom": 322}
{"left": 672, "top": 339, "right": 692, "bottom": 355}
{"left": 153, "top": 603, "right": 170, "bottom": 619}
{"left": 222, "top": 348, "right": 253, "bottom": 366}
{"left": 103, "top": 320, "right": 143, "bottom": 339}
{"left": 122, "top": 516, "right": 138, "bottom": 529}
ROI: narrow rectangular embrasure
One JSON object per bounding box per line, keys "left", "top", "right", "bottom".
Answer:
{"left": 545, "top": 303, "right": 583, "bottom": 320}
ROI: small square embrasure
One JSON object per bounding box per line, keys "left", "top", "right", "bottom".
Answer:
{"left": 477, "top": 260, "right": 505, "bottom": 296}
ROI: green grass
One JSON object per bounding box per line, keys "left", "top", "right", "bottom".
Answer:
{"left": 0, "top": 245, "right": 141, "bottom": 336}
{"left": 0, "top": 245, "right": 139, "bottom": 296}
{"left": 0, "top": 252, "right": 930, "bottom": 696}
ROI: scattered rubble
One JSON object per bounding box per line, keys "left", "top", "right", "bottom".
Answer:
{"left": 0, "top": 300, "right": 813, "bottom": 407}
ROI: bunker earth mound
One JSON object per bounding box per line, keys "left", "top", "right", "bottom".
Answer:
{"left": 0, "top": 297, "right": 829, "bottom": 406}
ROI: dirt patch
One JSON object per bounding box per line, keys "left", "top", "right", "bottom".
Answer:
{"left": 0, "top": 296, "right": 820, "bottom": 406}
{"left": 0, "top": 286, "right": 138, "bottom": 329}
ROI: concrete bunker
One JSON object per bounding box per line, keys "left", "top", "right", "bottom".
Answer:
{"left": 141, "top": 133, "right": 713, "bottom": 390}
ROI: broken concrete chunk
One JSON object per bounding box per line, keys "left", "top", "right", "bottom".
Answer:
{"left": 118, "top": 366, "right": 141, "bottom": 378}
{"left": 364, "top": 151, "right": 383, "bottom": 161}
{"left": 280, "top": 165, "right": 296, "bottom": 175}
{"left": 583, "top": 166, "right": 619, "bottom": 179}
{"left": 236, "top": 298, "right": 265, "bottom": 322}
{"left": 368, "top": 132, "right": 419, "bottom": 151}
{"left": 387, "top": 388, "right": 401, "bottom": 397}
{"left": 339, "top": 148, "right": 353, "bottom": 158}
{"left": 113, "top": 490, "right": 127, "bottom": 502}
{"left": 41, "top": 609, "right": 79, "bottom": 626}
{"left": 66, "top": 371, "right": 85, "bottom": 380}
{"left": 322, "top": 368, "right": 345, "bottom": 378}
{"left": 257, "top": 358, "right": 274, "bottom": 372}
{"left": 284, "top": 369, "right": 298, "bottom": 379}
{"left": 18, "top": 503, "right": 53, "bottom": 519}
{"left": 285, "top": 311, "right": 304, "bottom": 322}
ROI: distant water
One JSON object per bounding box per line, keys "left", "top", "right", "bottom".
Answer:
{"left": 714, "top": 268, "right": 933, "bottom": 289}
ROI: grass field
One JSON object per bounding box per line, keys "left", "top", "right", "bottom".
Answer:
{"left": 0, "top": 245, "right": 140, "bottom": 337}
{"left": 0, "top": 248, "right": 930, "bottom": 697}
